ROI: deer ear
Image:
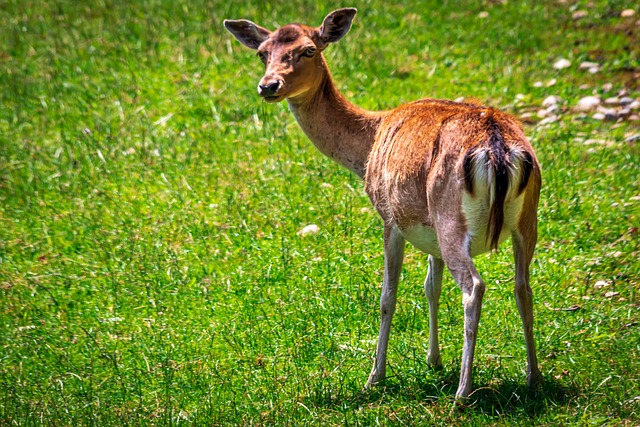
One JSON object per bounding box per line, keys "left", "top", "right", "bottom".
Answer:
{"left": 318, "top": 8, "right": 357, "bottom": 48}
{"left": 224, "top": 19, "right": 271, "bottom": 50}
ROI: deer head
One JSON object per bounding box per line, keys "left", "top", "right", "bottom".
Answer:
{"left": 224, "top": 8, "right": 357, "bottom": 103}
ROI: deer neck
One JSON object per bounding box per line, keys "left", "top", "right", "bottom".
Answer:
{"left": 286, "top": 63, "right": 383, "bottom": 178}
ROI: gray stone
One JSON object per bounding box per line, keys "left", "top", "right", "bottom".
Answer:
{"left": 576, "top": 96, "right": 601, "bottom": 111}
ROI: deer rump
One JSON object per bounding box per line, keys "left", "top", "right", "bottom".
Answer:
{"left": 365, "top": 101, "right": 535, "bottom": 258}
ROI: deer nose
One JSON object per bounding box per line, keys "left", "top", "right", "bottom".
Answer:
{"left": 258, "top": 81, "right": 281, "bottom": 97}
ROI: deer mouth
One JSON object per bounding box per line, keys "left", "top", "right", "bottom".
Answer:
{"left": 262, "top": 95, "right": 284, "bottom": 103}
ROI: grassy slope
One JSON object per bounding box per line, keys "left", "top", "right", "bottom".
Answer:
{"left": 1, "top": 0, "right": 638, "bottom": 425}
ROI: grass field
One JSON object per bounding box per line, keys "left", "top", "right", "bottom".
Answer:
{"left": 1, "top": 0, "right": 639, "bottom": 425}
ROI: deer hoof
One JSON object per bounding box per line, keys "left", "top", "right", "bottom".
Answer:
{"left": 527, "top": 370, "right": 543, "bottom": 388}
{"left": 427, "top": 353, "right": 443, "bottom": 369}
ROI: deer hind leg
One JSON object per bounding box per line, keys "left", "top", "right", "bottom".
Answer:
{"left": 437, "top": 227, "right": 486, "bottom": 399}
{"left": 512, "top": 229, "right": 543, "bottom": 388}
{"left": 424, "top": 255, "right": 444, "bottom": 368}
{"left": 365, "top": 224, "right": 405, "bottom": 388}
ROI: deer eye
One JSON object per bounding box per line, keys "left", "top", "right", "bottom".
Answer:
{"left": 257, "top": 51, "right": 268, "bottom": 63}
{"left": 301, "top": 47, "right": 317, "bottom": 58}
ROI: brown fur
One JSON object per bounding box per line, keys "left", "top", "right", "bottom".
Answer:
{"left": 224, "top": 8, "right": 543, "bottom": 399}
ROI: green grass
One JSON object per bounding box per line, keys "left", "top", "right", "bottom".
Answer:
{"left": 1, "top": 0, "right": 639, "bottom": 425}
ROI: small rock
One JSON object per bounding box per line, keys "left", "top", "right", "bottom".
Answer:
{"left": 553, "top": 58, "right": 571, "bottom": 69}
{"left": 572, "top": 10, "right": 588, "bottom": 20}
{"left": 477, "top": 11, "right": 489, "bottom": 18}
{"left": 629, "top": 114, "right": 640, "bottom": 121}
{"left": 520, "top": 112, "right": 534, "bottom": 119}
{"left": 538, "top": 116, "right": 559, "bottom": 126}
{"left": 604, "top": 291, "right": 620, "bottom": 298}
{"left": 592, "top": 112, "right": 606, "bottom": 120}
{"left": 320, "top": 183, "right": 333, "bottom": 188}
{"left": 629, "top": 100, "right": 640, "bottom": 110}
{"left": 602, "top": 83, "right": 614, "bottom": 92}
{"left": 533, "top": 81, "right": 544, "bottom": 88}
{"left": 542, "top": 95, "right": 563, "bottom": 107}
{"left": 579, "top": 84, "right": 590, "bottom": 90}
{"left": 579, "top": 61, "right": 600, "bottom": 70}
{"left": 618, "top": 108, "right": 631, "bottom": 118}
{"left": 621, "top": 9, "right": 636, "bottom": 18}
{"left": 297, "top": 224, "right": 320, "bottom": 236}
{"left": 594, "top": 280, "right": 610, "bottom": 289}
{"left": 547, "top": 105, "right": 561, "bottom": 114}
{"left": 619, "top": 97, "right": 634, "bottom": 105}
{"left": 604, "top": 97, "right": 620, "bottom": 105}
{"left": 576, "top": 96, "right": 601, "bottom": 111}
{"left": 597, "top": 107, "right": 618, "bottom": 120}
{"left": 537, "top": 109, "right": 551, "bottom": 118}
{"left": 588, "top": 67, "right": 600, "bottom": 74}
{"left": 546, "top": 79, "right": 557, "bottom": 87}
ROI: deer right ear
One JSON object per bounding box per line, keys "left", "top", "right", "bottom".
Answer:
{"left": 318, "top": 8, "right": 357, "bottom": 48}
{"left": 224, "top": 19, "right": 271, "bottom": 50}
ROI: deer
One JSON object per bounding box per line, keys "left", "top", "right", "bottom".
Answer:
{"left": 224, "top": 8, "right": 542, "bottom": 400}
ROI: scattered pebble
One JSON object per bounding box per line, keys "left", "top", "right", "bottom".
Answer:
{"left": 320, "top": 183, "right": 333, "bottom": 188}
{"left": 629, "top": 100, "right": 640, "bottom": 110}
{"left": 297, "top": 224, "right": 320, "bottom": 236}
{"left": 546, "top": 78, "right": 557, "bottom": 87}
{"left": 579, "top": 61, "right": 600, "bottom": 70}
{"left": 619, "top": 97, "right": 634, "bottom": 105}
{"left": 579, "top": 61, "right": 601, "bottom": 73}
{"left": 597, "top": 107, "right": 619, "bottom": 120}
{"left": 542, "top": 95, "right": 563, "bottom": 107}
{"left": 477, "top": 11, "right": 489, "bottom": 19}
{"left": 602, "top": 83, "right": 614, "bottom": 92}
{"left": 537, "top": 109, "right": 552, "bottom": 118}
{"left": 553, "top": 58, "right": 571, "bottom": 69}
{"left": 538, "top": 116, "right": 559, "bottom": 126}
{"left": 572, "top": 10, "right": 588, "bottom": 20}
{"left": 621, "top": 9, "right": 636, "bottom": 18}
{"left": 594, "top": 280, "right": 610, "bottom": 289}
{"left": 618, "top": 108, "right": 631, "bottom": 118}
{"left": 604, "top": 97, "right": 620, "bottom": 105}
{"left": 575, "top": 96, "right": 601, "bottom": 111}
{"left": 630, "top": 114, "right": 640, "bottom": 121}
{"left": 605, "top": 291, "right": 620, "bottom": 298}
{"left": 533, "top": 81, "right": 544, "bottom": 88}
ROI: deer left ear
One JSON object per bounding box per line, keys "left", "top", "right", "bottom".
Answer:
{"left": 318, "top": 8, "right": 357, "bottom": 48}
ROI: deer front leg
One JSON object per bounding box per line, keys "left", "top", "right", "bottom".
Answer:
{"left": 365, "top": 225, "right": 405, "bottom": 388}
{"left": 424, "top": 255, "right": 444, "bottom": 368}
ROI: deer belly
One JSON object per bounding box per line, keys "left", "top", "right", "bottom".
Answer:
{"left": 400, "top": 224, "right": 442, "bottom": 257}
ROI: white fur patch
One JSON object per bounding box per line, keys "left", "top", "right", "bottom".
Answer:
{"left": 462, "top": 187, "right": 525, "bottom": 257}
{"left": 400, "top": 224, "right": 441, "bottom": 257}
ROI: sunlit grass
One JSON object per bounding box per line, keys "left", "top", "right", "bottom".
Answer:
{"left": 1, "top": 0, "right": 638, "bottom": 425}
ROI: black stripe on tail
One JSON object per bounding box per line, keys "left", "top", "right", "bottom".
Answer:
{"left": 462, "top": 113, "right": 534, "bottom": 251}
{"left": 486, "top": 119, "right": 509, "bottom": 251}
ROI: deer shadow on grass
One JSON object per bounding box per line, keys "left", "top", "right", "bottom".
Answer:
{"left": 307, "top": 368, "right": 577, "bottom": 419}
